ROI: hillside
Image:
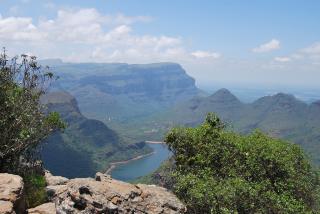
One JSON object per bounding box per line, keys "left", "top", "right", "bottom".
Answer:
{"left": 45, "top": 61, "right": 204, "bottom": 142}
{"left": 41, "top": 92, "right": 151, "bottom": 178}
{"left": 158, "top": 89, "right": 320, "bottom": 165}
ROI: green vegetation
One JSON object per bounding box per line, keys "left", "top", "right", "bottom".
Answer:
{"left": 0, "top": 50, "right": 64, "bottom": 173}
{"left": 166, "top": 113, "right": 320, "bottom": 213}
{"left": 51, "top": 60, "right": 320, "bottom": 168}
{"left": 48, "top": 61, "right": 202, "bottom": 142}
{"left": 148, "top": 89, "right": 320, "bottom": 166}
{"left": 44, "top": 61, "right": 320, "bottom": 170}
{"left": 0, "top": 50, "right": 66, "bottom": 208}
{"left": 41, "top": 91, "right": 152, "bottom": 178}
{"left": 24, "top": 174, "right": 47, "bottom": 208}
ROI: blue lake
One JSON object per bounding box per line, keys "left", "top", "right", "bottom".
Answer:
{"left": 111, "top": 143, "right": 171, "bottom": 182}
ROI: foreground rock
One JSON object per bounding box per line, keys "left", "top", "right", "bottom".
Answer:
{"left": 0, "top": 173, "right": 25, "bottom": 214}
{"left": 49, "top": 172, "right": 186, "bottom": 213}
{"left": 27, "top": 202, "right": 56, "bottom": 214}
{"left": 44, "top": 170, "right": 69, "bottom": 186}
{"left": 0, "top": 172, "right": 185, "bottom": 213}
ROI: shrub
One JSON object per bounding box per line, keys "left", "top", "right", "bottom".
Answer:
{"left": 24, "top": 174, "right": 48, "bottom": 208}
{"left": 166, "top": 113, "right": 320, "bottom": 213}
{"left": 0, "top": 49, "right": 65, "bottom": 172}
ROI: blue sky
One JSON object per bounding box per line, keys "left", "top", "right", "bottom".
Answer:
{"left": 0, "top": 0, "right": 319, "bottom": 88}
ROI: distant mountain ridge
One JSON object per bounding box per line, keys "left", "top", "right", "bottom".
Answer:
{"left": 48, "top": 61, "right": 202, "bottom": 121}
{"left": 160, "top": 89, "right": 320, "bottom": 165}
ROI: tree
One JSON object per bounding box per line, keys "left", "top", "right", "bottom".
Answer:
{"left": 166, "top": 113, "right": 320, "bottom": 213}
{"left": 0, "top": 49, "right": 65, "bottom": 172}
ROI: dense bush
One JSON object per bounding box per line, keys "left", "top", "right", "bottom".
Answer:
{"left": 0, "top": 49, "right": 64, "bottom": 172}
{"left": 24, "top": 174, "right": 48, "bottom": 208}
{"left": 166, "top": 113, "right": 320, "bottom": 213}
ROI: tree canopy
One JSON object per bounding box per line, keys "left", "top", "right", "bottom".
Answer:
{"left": 166, "top": 113, "right": 320, "bottom": 213}
{"left": 0, "top": 49, "right": 64, "bottom": 172}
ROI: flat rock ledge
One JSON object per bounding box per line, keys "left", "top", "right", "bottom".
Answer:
{"left": 0, "top": 172, "right": 186, "bottom": 214}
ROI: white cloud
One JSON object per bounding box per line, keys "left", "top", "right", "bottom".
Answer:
{"left": 301, "top": 42, "right": 320, "bottom": 55}
{"left": 108, "top": 14, "right": 152, "bottom": 25}
{"left": 0, "top": 16, "right": 44, "bottom": 41}
{"left": 274, "top": 57, "right": 291, "bottom": 62}
{"left": 252, "top": 39, "right": 280, "bottom": 53}
{"left": 0, "top": 8, "right": 219, "bottom": 64}
{"left": 191, "top": 51, "right": 221, "bottom": 59}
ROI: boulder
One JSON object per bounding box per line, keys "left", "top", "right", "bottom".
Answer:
{"left": 0, "top": 200, "right": 13, "bottom": 214}
{"left": 44, "top": 170, "right": 69, "bottom": 186}
{"left": 28, "top": 202, "right": 56, "bottom": 214}
{"left": 51, "top": 172, "right": 186, "bottom": 213}
{"left": 46, "top": 185, "right": 68, "bottom": 199}
{"left": 0, "top": 173, "right": 25, "bottom": 213}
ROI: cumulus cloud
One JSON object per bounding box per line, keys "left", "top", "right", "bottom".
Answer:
{"left": 0, "top": 16, "right": 44, "bottom": 41}
{"left": 301, "top": 42, "right": 320, "bottom": 55}
{"left": 274, "top": 57, "right": 291, "bottom": 62}
{"left": 191, "top": 51, "right": 221, "bottom": 59}
{"left": 0, "top": 8, "right": 219, "bottom": 64}
{"left": 270, "top": 41, "right": 320, "bottom": 64}
{"left": 252, "top": 39, "right": 280, "bottom": 53}
{"left": 0, "top": 8, "right": 152, "bottom": 44}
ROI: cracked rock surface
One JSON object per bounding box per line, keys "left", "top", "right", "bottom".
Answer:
{"left": 50, "top": 172, "right": 186, "bottom": 213}
{"left": 0, "top": 172, "right": 186, "bottom": 213}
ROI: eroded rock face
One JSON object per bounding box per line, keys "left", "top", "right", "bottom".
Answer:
{"left": 0, "top": 173, "right": 25, "bottom": 214}
{"left": 50, "top": 172, "right": 186, "bottom": 213}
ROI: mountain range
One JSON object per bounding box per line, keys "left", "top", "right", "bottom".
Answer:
{"left": 49, "top": 61, "right": 202, "bottom": 120}
{"left": 40, "top": 60, "right": 320, "bottom": 174}
{"left": 159, "top": 88, "right": 320, "bottom": 165}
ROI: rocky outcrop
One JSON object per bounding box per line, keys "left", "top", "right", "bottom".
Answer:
{"left": 0, "top": 172, "right": 186, "bottom": 214}
{"left": 44, "top": 170, "right": 69, "bottom": 186}
{"left": 0, "top": 173, "right": 25, "bottom": 214}
{"left": 48, "top": 172, "right": 186, "bottom": 213}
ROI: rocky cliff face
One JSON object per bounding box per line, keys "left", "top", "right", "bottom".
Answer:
{"left": 49, "top": 62, "right": 202, "bottom": 121}
{"left": 0, "top": 172, "right": 186, "bottom": 213}
{"left": 41, "top": 92, "right": 152, "bottom": 178}
{"left": 75, "top": 63, "right": 198, "bottom": 101}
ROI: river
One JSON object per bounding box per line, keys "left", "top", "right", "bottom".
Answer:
{"left": 111, "top": 143, "right": 171, "bottom": 182}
